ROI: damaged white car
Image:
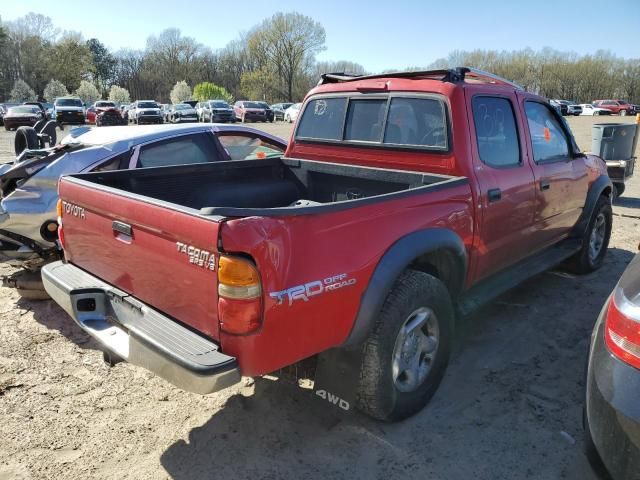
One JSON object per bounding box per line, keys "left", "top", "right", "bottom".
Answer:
{"left": 0, "top": 123, "right": 286, "bottom": 297}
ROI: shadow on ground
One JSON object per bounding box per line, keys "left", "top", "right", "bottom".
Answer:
{"left": 160, "top": 247, "right": 634, "bottom": 480}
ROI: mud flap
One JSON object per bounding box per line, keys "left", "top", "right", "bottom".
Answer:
{"left": 313, "top": 347, "right": 362, "bottom": 414}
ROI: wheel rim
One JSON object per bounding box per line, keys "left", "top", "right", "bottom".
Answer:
{"left": 589, "top": 213, "right": 606, "bottom": 261}
{"left": 392, "top": 307, "right": 439, "bottom": 393}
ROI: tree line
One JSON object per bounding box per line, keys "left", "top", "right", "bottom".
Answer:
{"left": 1, "top": 12, "right": 638, "bottom": 105}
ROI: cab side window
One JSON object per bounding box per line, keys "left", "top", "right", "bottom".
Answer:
{"left": 524, "top": 101, "right": 570, "bottom": 163}
{"left": 471, "top": 96, "right": 521, "bottom": 167}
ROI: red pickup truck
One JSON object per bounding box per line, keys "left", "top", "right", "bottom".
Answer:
{"left": 43, "top": 68, "right": 613, "bottom": 421}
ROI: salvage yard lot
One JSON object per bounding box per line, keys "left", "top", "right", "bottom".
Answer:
{"left": 0, "top": 117, "right": 638, "bottom": 479}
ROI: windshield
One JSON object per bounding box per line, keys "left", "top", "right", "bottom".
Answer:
{"left": 243, "top": 102, "right": 262, "bottom": 108}
{"left": 175, "top": 104, "right": 190, "bottom": 110}
{"left": 138, "top": 102, "right": 158, "bottom": 109}
{"left": 95, "top": 101, "right": 115, "bottom": 108}
{"left": 257, "top": 102, "right": 270, "bottom": 108}
{"left": 8, "top": 106, "right": 38, "bottom": 114}
{"left": 55, "top": 98, "right": 83, "bottom": 107}
{"left": 211, "top": 101, "right": 229, "bottom": 108}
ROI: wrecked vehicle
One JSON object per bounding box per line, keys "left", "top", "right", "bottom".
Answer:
{"left": 0, "top": 123, "right": 286, "bottom": 297}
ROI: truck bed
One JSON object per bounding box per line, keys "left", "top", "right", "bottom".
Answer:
{"left": 65, "top": 157, "right": 466, "bottom": 218}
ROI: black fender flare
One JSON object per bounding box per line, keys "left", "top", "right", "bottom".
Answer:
{"left": 572, "top": 175, "right": 612, "bottom": 238}
{"left": 342, "top": 228, "right": 467, "bottom": 348}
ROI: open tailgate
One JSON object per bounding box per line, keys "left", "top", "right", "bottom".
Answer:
{"left": 58, "top": 177, "right": 223, "bottom": 340}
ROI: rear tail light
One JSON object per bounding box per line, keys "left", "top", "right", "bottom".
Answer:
{"left": 56, "top": 199, "right": 65, "bottom": 249}
{"left": 217, "top": 255, "right": 262, "bottom": 334}
{"left": 604, "top": 289, "right": 640, "bottom": 370}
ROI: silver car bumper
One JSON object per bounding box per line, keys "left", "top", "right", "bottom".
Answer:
{"left": 42, "top": 261, "right": 241, "bottom": 395}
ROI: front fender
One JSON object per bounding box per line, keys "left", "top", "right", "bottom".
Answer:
{"left": 573, "top": 174, "right": 612, "bottom": 238}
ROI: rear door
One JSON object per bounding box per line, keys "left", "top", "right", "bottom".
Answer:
{"left": 466, "top": 90, "right": 537, "bottom": 280}
{"left": 59, "top": 178, "right": 224, "bottom": 340}
{"left": 519, "top": 96, "right": 590, "bottom": 248}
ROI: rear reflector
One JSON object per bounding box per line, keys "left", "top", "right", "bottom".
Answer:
{"left": 604, "top": 290, "right": 640, "bottom": 370}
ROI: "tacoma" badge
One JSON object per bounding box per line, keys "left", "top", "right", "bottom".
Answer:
{"left": 176, "top": 242, "right": 216, "bottom": 271}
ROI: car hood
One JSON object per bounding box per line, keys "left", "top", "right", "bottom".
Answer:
{"left": 175, "top": 108, "right": 197, "bottom": 115}
{"left": 5, "top": 113, "right": 36, "bottom": 118}
{"left": 56, "top": 106, "right": 84, "bottom": 112}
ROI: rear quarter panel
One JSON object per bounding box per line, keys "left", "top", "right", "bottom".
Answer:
{"left": 219, "top": 183, "right": 473, "bottom": 376}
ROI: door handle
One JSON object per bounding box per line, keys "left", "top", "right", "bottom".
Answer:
{"left": 540, "top": 180, "right": 551, "bottom": 191}
{"left": 488, "top": 188, "right": 502, "bottom": 202}
{"left": 112, "top": 221, "right": 133, "bottom": 243}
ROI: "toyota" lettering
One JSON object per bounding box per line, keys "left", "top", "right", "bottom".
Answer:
{"left": 62, "top": 201, "right": 85, "bottom": 219}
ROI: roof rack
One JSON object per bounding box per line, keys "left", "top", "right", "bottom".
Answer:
{"left": 318, "top": 67, "right": 524, "bottom": 91}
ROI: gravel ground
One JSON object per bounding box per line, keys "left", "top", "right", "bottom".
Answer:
{"left": 0, "top": 116, "right": 638, "bottom": 480}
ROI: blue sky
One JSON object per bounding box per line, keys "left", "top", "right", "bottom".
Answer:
{"left": 3, "top": 0, "right": 639, "bottom": 72}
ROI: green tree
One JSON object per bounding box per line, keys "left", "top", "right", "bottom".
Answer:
{"left": 75, "top": 80, "right": 100, "bottom": 105}
{"left": 169, "top": 80, "right": 191, "bottom": 104}
{"left": 247, "top": 12, "right": 325, "bottom": 101}
{"left": 108, "top": 85, "right": 131, "bottom": 104}
{"left": 43, "top": 79, "right": 68, "bottom": 101}
{"left": 240, "top": 67, "right": 276, "bottom": 101}
{"left": 192, "top": 82, "right": 233, "bottom": 103}
{"left": 87, "top": 38, "right": 116, "bottom": 96}
{"left": 10, "top": 79, "right": 37, "bottom": 101}
{"left": 48, "top": 34, "right": 92, "bottom": 92}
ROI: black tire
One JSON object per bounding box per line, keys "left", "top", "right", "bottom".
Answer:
{"left": 357, "top": 270, "right": 453, "bottom": 421}
{"left": 567, "top": 195, "right": 612, "bottom": 274}
{"left": 594, "top": 111, "right": 600, "bottom": 116}
{"left": 41, "top": 121, "right": 58, "bottom": 146}
{"left": 14, "top": 126, "right": 39, "bottom": 155}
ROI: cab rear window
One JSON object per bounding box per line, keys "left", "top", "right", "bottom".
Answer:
{"left": 295, "top": 95, "right": 448, "bottom": 150}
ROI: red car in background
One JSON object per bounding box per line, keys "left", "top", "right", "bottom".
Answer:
{"left": 86, "top": 101, "right": 126, "bottom": 126}
{"left": 593, "top": 100, "right": 639, "bottom": 116}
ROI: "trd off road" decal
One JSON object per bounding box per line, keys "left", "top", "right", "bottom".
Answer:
{"left": 269, "top": 273, "right": 356, "bottom": 306}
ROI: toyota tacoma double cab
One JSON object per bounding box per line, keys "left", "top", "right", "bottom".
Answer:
{"left": 43, "top": 68, "right": 613, "bottom": 421}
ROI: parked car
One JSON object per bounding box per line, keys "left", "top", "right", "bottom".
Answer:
{"left": 550, "top": 99, "right": 568, "bottom": 115}
{"left": 579, "top": 104, "right": 612, "bottom": 116}
{"left": 23, "top": 102, "right": 47, "bottom": 116}
{"left": 85, "top": 106, "right": 97, "bottom": 124}
{"left": 0, "top": 123, "right": 287, "bottom": 294}
{"left": 585, "top": 251, "right": 640, "bottom": 480}
{"left": 234, "top": 100, "right": 272, "bottom": 122}
{"left": 160, "top": 104, "right": 171, "bottom": 123}
{"left": 168, "top": 103, "right": 199, "bottom": 123}
{"left": 42, "top": 102, "right": 54, "bottom": 119}
{"left": 284, "top": 102, "right": 301, "bottom": 123}
{"left": 271, "top": 103, "right": 293, "bottom": 121}
{"left": 199, "top": 100, "right": 235, "bottom": 123}
{"left": 593, "top": 100, "right": 638, "bottom": 116}
{"left": 555, "top": 100, "right": 582, "bottom": 116}
{"left": 0, "top": 103, "right": 20, "bottom": 126}
{"left": 93, "top": 101, "right": 126, "bottom": 127}
{"left": 2, "top": 105, "right": 44, "bottom": 130}
{"left": 43, "top": 67, "right": 613, "bottom": 422}
{"left": 128, "top": 100, "right": 163, "bottom": 125}
{"left": 256, "top": 102, "right": 274, "bottom": 122}
{"left": 53, "top": 97, "right": 85, "bottom": 125}
{"left": 120, "top": 104, "right": 132, "bottom": 122}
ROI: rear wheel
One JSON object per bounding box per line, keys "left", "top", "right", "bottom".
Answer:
{"left": 357, "top": 270, "right": 453, "bottom": 421}
{"left": 567, "top": 195, "right": 612, "bottom": 274}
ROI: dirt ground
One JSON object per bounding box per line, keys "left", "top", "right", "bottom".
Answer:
{"left": 0, "top": 116, "right": 638, "bottom": 480}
